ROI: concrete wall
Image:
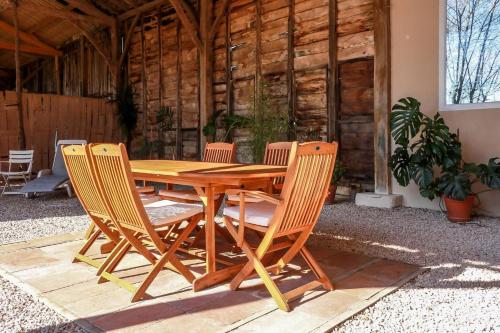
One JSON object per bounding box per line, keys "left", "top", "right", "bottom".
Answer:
{"left": 390, "top": 0, "right": 500, "bottom": 216}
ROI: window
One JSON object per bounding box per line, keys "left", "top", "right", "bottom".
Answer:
{"left": 439, "top": 0, "right": 500, "bottom": 111}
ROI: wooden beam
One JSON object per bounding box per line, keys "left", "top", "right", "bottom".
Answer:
{"left": 327, "top": 0, "right": 338, "bottom": 142}
{"left": 209, "top": 0, "right": 230, "bottom": 42}
{"left": 0, "top": 40, "right": 61, "bottom": 56}
{"left": 373, "top": 0, "right": 391, "bottom": 194}
{"left": 140, "top": 15, "right": 148, "bottom": 141}
{"left": 287, "top": 0, "right": 295, "bottom": 140}
{"left": 12, "top": 0, "right": 25, "bottom": 149}
{"left": 55, "top": 55, "right": 61, "bottom": 95}
{"left": 199, "top": 0, "right": 213, "bottom": 156}
{"left": 118, "top": 14, "right": 140, "bottom": 69}
{"left": 79, "top": 36, "right": 87, "bottom": 96}
{"left": 110, "top": 18, "right": 119, "bottom": 91}
{"left": 169, "top": 0, "right": 203, "bottom": 51}
{"left": 65, "top": 0, "right": 114, "bottom": 26}
{"left": 0, "top": 20, "right": 62, "bottom": 56}
{"left": 118, "top": 0, "right": 169, "bottom": 21}
{"left": 176, "top": 19, "right": 182, "bottom": 159}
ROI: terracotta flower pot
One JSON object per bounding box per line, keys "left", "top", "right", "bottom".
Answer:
{"left": 443, "top": 195, "right": 475, "bottom": 223}
{"left": 324, "top": 184, "right": 337, "bottom": 205}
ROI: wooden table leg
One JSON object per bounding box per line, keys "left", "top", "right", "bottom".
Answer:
{"left": 205, "top": 185, "right": 216, "bottom": 273}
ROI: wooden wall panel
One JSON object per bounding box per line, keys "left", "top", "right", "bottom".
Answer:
{"left": 338, "top": 59, "right": 374, "bottom": 182}
{"left": 0, "top": 91, "right": 119, "bottom": 171}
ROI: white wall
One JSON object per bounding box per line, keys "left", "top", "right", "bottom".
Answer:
{"left": 390, "top": 0, "right": 500, "bottom": 216}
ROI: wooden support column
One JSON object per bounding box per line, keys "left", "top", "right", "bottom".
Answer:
{"left": 373, "top": 0, "right": 391, "bottom": 194}
{"left": 110, "top": 18, "right": 120, "bottom": 92}
{"left": 176, "top": 19, "right": 182, "bottom": 159}
{"left": 287, "top": 0, "right": 295, "bottom": 140}
{"left": 55, "top": 55, "right": 61, "bottom": 95}
{"left": 12, "top": 0, "right": 25, "bottom": 149}
{"left": 140, "top": 15, "right": 148, "bottom": 142}
{"left": 199, "top": 0, "right": 213, "bottom": 156}
{"left": 79, "top": 36, "right": 87, "bottom": 96}
{"left": 327, "top": 0, "right": 338, "bottom": 142}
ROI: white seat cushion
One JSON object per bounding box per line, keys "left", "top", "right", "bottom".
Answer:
{"left": 159, "top": 189, "right": 220, "bottom": 202}
{"left": 227, "top": 194, "right": 264, "bottom": 203}
{"left": 223, "top": 202, "right": 276, "bottom": 227}
{"left": 144, "top": 200, "right": 203, "bottom": 227}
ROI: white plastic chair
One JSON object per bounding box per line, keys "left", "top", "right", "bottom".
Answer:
{"left": 0, "top": 150, "right": 34, "bottom": 196}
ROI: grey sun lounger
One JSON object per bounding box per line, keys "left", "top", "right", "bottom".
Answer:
{"left": 20, "top": 140, "right": 87, "bottom": 197}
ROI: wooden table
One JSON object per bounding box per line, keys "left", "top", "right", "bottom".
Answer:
{"left": 130, "top": 160, "right": 287, "bottom": 291}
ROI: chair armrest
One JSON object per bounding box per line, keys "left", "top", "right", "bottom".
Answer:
{"left": 37, "top": 169, "right": 52, "bottom": 178}
{"left": 225, "top": 189, "right": 283, "bottom": 205}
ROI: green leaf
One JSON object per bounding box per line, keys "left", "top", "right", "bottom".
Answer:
{"left": 389, "top": 147, "right": 411, "bottom": 186}
{"left": 438, "top": 171, "right": 472, "bottom": 200}
{"left": 390, "top": 97, "right": 424, "bottom": 145}
{"left": 477, "top": 158, "right": 500, "bottom": 189}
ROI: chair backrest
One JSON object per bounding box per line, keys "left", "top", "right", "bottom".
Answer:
{"left": 61, "top": 144, "right": 108, "bottom": 219}
{"left": 53, "top": 140, "right": 87, "bottom": 177}
{"left": 88, "top": 143, "right": 156, "bottom": 236}
{"left": 203, "top": 142, "right": 236, "bottom": 163}
{"left": 273, "top": 141, "right": 338, "bottom": 235}
{"left": 263, "top": 142, "right": 293, "bottom": 166}
{"left": 9, "top": 150, "right": 34, "bottom": 173}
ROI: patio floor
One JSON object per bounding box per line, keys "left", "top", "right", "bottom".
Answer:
{"left": 0, "top": 232, "right": 423, "bottom": 333}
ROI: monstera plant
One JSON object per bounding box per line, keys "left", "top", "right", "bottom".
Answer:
{"left": 390, "top": 97, "right": 500, "bottom": 222}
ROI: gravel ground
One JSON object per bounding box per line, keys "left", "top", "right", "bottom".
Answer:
{"left": 0, "top": 193, "right": 88, "bottom": 333}
{"left": 0, "top": 194, "right": 499, "bottom": 332}
{"left": 314, "top": 202, "right": 500, "bottom": 333}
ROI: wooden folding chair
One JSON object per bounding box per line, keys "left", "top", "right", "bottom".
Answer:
{"left": 222, "top": 141, "right": 338, "bottom": 311}
{"left": 226, "top": 141, "right": 293, "bottom": 206}
{"left": 62, "top": 144, "right": 122, "bottom": 269}
{"left": 88, "top": 143, "right": 204, "bottom": 302}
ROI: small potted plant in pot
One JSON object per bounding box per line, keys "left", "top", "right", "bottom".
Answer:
{"left": 325, "top": 161, "right": 346, "bottom": 205}
{"left": 389, "top": 97, "right": 499, "bottom": 223}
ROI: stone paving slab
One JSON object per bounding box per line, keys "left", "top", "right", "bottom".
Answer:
{"left": 0, "top": 233, "right": 424, "bottom": 333}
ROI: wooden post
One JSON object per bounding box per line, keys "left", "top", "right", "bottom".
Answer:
{"left": 327, "top": 0, "right": 338, "bottom": 142}
{"left": 140, "top": 15, "right": 148, "bottom": 142}
{"left": 55, "top": 56, "right": 61, "bottom": 95}
{"left": 287, "top": 0, "right": 295, "bottom": 140}
{"left": 110, "top": 18, "right": 120, "bottom": 93}
{"left": 79, "top": 36, "right": 87, "bottom": 96}
{"left": 373, "top": 0, "right": 391, "bottom": 194}
{"left": 13, "top": 0, "right": 25, "bottom": 149}
{"left": 176, "top": 19, "right": 182, "bottom": 159}
{"left": 199, "top": 0, "right": 213, "bottom": 157}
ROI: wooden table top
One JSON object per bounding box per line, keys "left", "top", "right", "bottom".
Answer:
{"left": 130, "top": 160, "right": 287, "bottom": 180}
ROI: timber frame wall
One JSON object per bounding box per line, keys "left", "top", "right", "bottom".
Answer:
{"left": 19, "top": 0, "right": 391, "bottom": 191}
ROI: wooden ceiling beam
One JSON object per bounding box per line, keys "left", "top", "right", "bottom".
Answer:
{"left": 118, "top": 0, "right": 170, "bottom": 21}
{"left": 0, "top": 40, "right": 61, "bottom": 57}
{"left": 64, "top": 0, "right": 114, "bottom": 26}
{"left": 169, "top": 0, "right": 203, "bottom": 51}
{"left": 0, "top": 19, "right": 61, "bottom": 56}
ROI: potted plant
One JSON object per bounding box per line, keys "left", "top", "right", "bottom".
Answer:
{"left": 389, "top": 97, "right": 499, "bottom": 223}
{"left": 325, "top": 161, "right": 346, "bottom": 205}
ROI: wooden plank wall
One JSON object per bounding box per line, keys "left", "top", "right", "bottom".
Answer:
{"left": 22, "top": 30, "right": 114, "bottom": 98}
{"left": 128, "top": 2, "right": 200, "bottom": 160}
{"left": 0, "top": 91, "right": 119, "bottom": 171}
{"left": 17, "top": 0, "right": 376, "bottom": 180}
{"left": 210, "top": 0, "right": 374, "bottom": 162}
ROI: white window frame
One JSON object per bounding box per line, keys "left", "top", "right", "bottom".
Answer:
{"left": 438, "top": 0, "right": 500, "bottom": 112}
